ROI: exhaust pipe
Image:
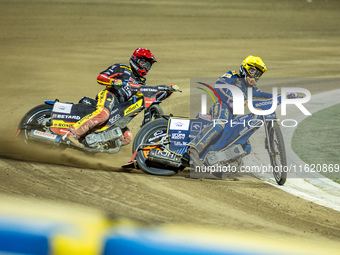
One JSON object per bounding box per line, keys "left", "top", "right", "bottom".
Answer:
{"left": 29, "top": 130, "right": 62, "bottom": 143}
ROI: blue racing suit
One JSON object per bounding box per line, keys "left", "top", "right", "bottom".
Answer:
{"left": 190, "top": 70, "right": 273, "bottom": 158}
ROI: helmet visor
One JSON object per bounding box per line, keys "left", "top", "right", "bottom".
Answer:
{"left": 248, "top": 67, "right": 262, "bottom": 80}
{"left": 138, "top": 58, "right": 152, "bottom": 71}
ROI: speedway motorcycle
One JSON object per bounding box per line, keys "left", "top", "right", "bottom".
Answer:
{"left": 15, "top": 83, "right": 181, "bottom": 154}
{"left": 127, "top": 96, "right": 288, "bottom": 185}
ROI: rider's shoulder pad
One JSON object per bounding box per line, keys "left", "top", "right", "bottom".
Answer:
{"left": 217, "top": 70, "right": 237, "bottom": 84}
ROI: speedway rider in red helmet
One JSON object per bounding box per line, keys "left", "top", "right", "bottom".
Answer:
{"left": 64, "top": 48, "right": 174, "bottom": 148}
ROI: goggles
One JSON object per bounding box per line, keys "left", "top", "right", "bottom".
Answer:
{"left": 138, "top": 58, "right": 152, "bottom": 71}
{"left": 247, "top": 67, "right": 262, "bottom": 80}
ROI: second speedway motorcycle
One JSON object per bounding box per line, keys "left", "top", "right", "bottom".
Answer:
{"left": 15, "top": 84, "right": 181, "bottom": 154}
{"left": 127, "top": 96, "right": 287, "bottom": 185}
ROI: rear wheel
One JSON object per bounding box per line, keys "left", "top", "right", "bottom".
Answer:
{"left": 17, "top": 104, "right": 53, "bottom": 144}
{"left": 133, "top": 118, "right": 181, "bottom": 176}
{"left": 267, "top": 121, "right": 287, "bottom": 185}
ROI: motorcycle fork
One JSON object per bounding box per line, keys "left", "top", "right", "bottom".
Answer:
{"left": 264, "top": 121, "right": 273, "bottom": 156}
{"left": 142, "top": 108, "right": 151, "bottom": 126}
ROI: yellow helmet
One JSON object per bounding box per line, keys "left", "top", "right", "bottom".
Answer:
{"left": 240, "top": 55, "right": 267, "bottom": 81}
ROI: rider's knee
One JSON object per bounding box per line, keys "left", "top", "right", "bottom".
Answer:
{"left": 211, "top": 121, "right": 225, "bottom": 133}
{"left": 95, "top": 108, "right": 110, "bottom": 124}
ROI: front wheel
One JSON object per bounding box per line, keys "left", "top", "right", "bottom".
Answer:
{"left": 267, "top": 121, "right": 287, "bottom": 185}
{"left": 149, "top": 104, "right": 164, "bottom": 119}
{"left": 141, "top": 104, "right": 165, "bottom": 127}
{"left": 133, "top": 118, "right": 181, "bottom": 176}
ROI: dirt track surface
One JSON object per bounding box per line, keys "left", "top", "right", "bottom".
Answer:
{"left": 1, "top": 0, "right": 340, "bottom": 251}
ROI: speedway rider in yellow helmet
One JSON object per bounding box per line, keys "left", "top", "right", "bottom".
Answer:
{"left": 188, "top": 56, "right": 272, "bottom": 167}
{"left": 240, "top": 55, "right": 268, "bottom": 87}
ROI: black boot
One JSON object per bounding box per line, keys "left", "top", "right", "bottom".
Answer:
{"left": 189, "top": 148, "right": 203, "bottom": 169}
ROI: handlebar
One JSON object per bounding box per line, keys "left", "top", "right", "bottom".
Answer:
{"left": 167, "top": 87, "right": 182, "bottom": 93}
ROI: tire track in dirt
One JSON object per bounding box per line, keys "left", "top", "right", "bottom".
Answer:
{"left": 1, "top": 144, "right": 340, "bottom": 245}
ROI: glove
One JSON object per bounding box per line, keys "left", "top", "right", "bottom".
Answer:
{"left": 168, "top": 84, "right": 180, "bottom": 92}
{"left": 287, "top": 93, "right": 298, "bottom": 99}
{"left": 112, "top": 79, "right": 123, "bottom": 87}
{"left": 106, "top": 79, "right": 123, "bottom": 89}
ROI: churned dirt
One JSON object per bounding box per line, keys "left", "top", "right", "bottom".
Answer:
{"left": 1, "top": 0, "right": 340, "bottom": 251}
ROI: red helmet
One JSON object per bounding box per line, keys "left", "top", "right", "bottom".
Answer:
{"left": 130, "top": 48, "right": 157, "bottom": 77}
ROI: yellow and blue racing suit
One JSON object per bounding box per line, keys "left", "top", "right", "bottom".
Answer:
{"left": 190, "top": 70, "right": 274, "bottom": 157}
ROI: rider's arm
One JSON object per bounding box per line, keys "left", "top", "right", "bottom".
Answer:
{"left": 97, "top": 64, "right": 135, "bottom": 103}
{"left": 97, "top": 64, "right": 123, "bottom": 86}
{"left": 253, "top": 87, "right": 282, "bottom": 104}
{"left": 253, "top": 87, "right": 273, "bottom": 99}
